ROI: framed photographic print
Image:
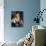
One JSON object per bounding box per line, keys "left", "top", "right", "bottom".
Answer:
{"left": 11, "top": 11, "right": 23, "bottom": 27}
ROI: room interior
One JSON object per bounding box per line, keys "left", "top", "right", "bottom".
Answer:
{"left": 0, "top": 0, "right": 46, "bottom": 46}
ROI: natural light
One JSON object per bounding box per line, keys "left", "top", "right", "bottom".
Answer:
{"left": 0, "top": 8, "right": 4, "bottom": 42}
{"left": 0, "top": 0, "right": 4, "bottom": 43}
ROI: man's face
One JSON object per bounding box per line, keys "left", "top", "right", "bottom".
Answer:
{"left": 15, "top": 13, "right": 20, "bottom": 22}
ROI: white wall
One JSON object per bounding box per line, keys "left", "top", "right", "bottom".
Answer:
{"left": 0, "top": 0, "right": 4, "bottom": 42}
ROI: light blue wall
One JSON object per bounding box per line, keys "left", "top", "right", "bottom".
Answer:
{"left": 40, "top": 0, "right": 46, "bottom": 27}
{"left": 4, "top": 0, "right": 40, "bottom": 42}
